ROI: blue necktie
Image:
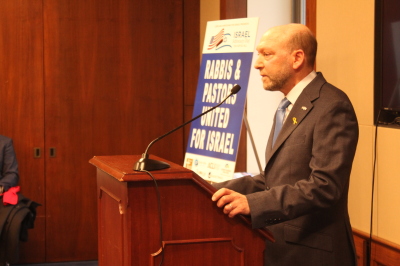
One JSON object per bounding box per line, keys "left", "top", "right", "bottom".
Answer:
{"left": 272, "top": 97, "right": 291, "bottom": 146}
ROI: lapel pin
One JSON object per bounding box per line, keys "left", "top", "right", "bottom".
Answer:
{"left": 301, "top": 106, "right": 307, "bottom": 110}
{"left": 292, "top": 117, "right": 298, "bottom": 125}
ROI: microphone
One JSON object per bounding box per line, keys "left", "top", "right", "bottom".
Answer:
{"left": 133, "top": 84, "right": 242, "bottom": 171}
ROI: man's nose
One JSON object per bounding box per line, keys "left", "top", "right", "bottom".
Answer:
{"left": 254, "top": 56, "right": 262, "bottom": 69}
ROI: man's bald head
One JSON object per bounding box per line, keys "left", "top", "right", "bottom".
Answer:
{"left": 264, "top": 24, "right": 317, "bottom": 68}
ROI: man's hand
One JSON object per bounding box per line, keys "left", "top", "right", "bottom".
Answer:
{"left": 211, "top": 188, "right": 250, "bottom": 218}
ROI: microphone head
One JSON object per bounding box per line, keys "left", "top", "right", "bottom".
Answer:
{"left": 231, "top": 84, "right": 241, "bottom": 94}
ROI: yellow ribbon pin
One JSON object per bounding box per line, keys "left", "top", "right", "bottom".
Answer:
{"left": 292, "top": 117, "right": 297, "bottom": 124}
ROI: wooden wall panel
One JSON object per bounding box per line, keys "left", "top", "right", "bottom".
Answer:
{"left": 183, "top": 0, "right": 200, "bottom": 159}
{"left": 353, "top": 231, "right": 367, "bottom": 266}
{"left": 0, "top": 0, "right": 211, "bottom": 263}
{"left": 353, "top": 229, "right": 400, "bottom": 266}
{"left": 43, "top": 0, "right": 186, "bottom": 261}
{"left": 220, "top": 0, "right": 247, "bottom": 20}
{"left": 0, "top": 1, "right": 46, "bottom": 263}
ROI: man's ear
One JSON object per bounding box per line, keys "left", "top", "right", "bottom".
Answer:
{"left": 292, "top": 49, "right": 305, "bottom": 70}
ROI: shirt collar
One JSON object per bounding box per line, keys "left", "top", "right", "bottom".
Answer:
{"left": 286, "top": 70, "right": 317, "bottom": 105}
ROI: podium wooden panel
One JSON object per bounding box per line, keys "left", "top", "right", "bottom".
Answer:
{"left": 89, "top": 155, "right": 274, "bottom": 265}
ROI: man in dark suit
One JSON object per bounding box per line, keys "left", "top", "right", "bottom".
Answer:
{"left": 212, "top": 24, "right": 359, "bottom": 266}
{"left": 0, "top": 135, "right": 19, "bottom": 194}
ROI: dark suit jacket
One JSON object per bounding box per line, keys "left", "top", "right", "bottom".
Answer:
{"left": 213, "top": 73, "right": 359, "bottom": 266}
{"left": 0, "top": 135, "right": 19, "bottom": 191}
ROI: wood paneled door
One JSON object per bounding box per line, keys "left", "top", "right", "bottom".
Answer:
{"left": 0, "top": 0, "right": 46, "bottom": 262}
{"left": 0, "top": 0, "right": 200, "bottom": 263}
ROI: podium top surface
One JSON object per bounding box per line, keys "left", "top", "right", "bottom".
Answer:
{"left": 89, "top": 155, "right": 196, "bottom": 182}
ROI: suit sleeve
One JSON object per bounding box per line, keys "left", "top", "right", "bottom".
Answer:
{"left": 0, "top": 138, "right": 20, "bottom": 191}
{"left": 212, "top": 173, "right": 266, "bottom": 195}
{"left": 246, "top": 99, "right": 359, "bottom": 229}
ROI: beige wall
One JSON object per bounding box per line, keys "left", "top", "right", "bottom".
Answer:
{"left": 317, "top": 0, "right": 400, "bottom": 244}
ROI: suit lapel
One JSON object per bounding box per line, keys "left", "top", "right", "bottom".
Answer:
{"left": 265, "top": 73, "right": 327, "bottom": 165}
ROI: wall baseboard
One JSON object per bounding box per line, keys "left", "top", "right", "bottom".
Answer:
{"left": 353, "top": 228, "right": 400, "bottom": 266}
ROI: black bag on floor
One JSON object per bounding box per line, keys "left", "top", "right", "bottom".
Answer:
{"left": 0, "top": 193, "right": 40, "bottom": 265}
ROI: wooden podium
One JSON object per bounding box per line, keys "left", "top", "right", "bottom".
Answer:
{"left": 89, "top": 155, "right": 274, "bottom": 265}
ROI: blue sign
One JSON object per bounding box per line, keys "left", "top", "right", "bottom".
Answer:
{"left": 186, "top": 52, "right": 253, "bottom": 162}
{"left": 184, "top": 17, "right": 259, "bottom": 182}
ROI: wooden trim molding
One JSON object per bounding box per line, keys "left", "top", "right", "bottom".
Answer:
{"left": 219, "top": 0, "right": 247, "bottom": 172}
{"left": 353, "top": 228, "right": 400, "bottom": 266}
{"left": 306, "top": 0, "right": 316, "bottom": 36}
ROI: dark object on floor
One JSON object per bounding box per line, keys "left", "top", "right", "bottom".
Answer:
{"left": 0, "top": 193, "right": 40, "bottom": 265}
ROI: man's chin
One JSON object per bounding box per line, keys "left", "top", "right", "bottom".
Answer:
{"left": 263, "top": 85, "right": 280, "bottom": 91}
